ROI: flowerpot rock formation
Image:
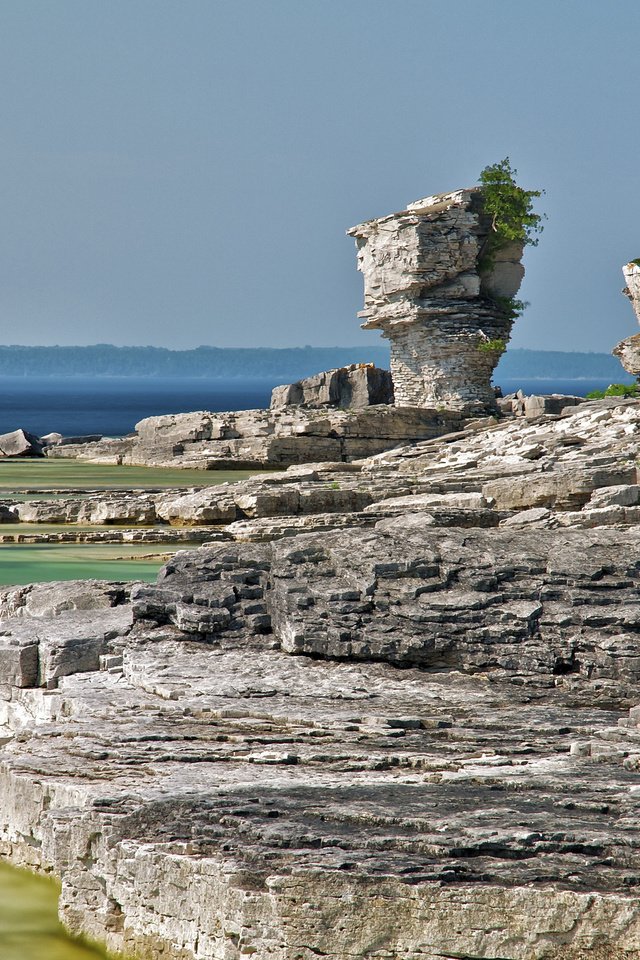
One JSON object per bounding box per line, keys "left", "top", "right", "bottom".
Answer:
{"left": 613, "top": 261, "right": 640, "bottom": 377}
{"left": 348, "top": 187, "right": 525, "bottom": 411}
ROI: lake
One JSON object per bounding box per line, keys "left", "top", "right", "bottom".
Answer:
{"left": 0, "top": 862, "right": 111, "bottom": 959}
{"left": 0, "top": 375, "right": 628, "bottom": 438}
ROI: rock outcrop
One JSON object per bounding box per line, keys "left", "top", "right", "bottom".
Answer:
{"left": 348, "top": 188, "right": 525, "bottom": 411}
{"left": 46, "top": 405, "right": 464, "bottom": 468}
{"left": 3, "top": 397, "right": 640, "bottom": 959}
{"left": 270, "top": 363, "right": 393, "bottom": 410}
{"left": 613, "top": 261, "right": 640, "bottom": 376}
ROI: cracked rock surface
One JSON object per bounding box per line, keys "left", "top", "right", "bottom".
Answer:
{"left": 4, "top": 398, "right": 640, "bottom": 958}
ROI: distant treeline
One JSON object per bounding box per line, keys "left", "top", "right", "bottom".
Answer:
{"left": 0, "top": 344, "right": 629, "bottom": 381}
{"left": 0, "top": 344, "right": 390, "bottom": 379}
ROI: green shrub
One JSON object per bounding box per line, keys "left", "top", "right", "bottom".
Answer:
{"left": 478, "top": 157, "right": 545, "bottom": 252}
{"left": 478, "top": 338, "right": 507, "bottom": 355}
{"left": 586, "top": 383, "right": 639, "bottom": 400}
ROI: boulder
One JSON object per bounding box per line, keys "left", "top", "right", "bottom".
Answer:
{"left": 0, "top": 429, "right": 43, "bottom": 457}
{"left": 270, "top": 364, "right": 393, "bottom": 410}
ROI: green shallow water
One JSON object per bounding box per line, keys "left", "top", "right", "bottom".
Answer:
{"left": 0, "top": 542, "right": 186, "bottom": 585}
{"left": 0, "top": 862, "right": 112, "bottom": 959}
{"left": 0, "top": 458, "right": 259, "bottom": 492}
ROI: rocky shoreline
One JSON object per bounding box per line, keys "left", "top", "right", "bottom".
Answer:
{"left": 1, "top": 185, "right": 640, "bottom": 959}
{"left": 2, "top": 394, "right": 640, "bottom": 958}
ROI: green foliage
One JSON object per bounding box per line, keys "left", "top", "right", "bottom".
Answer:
{"left": 630, "top": 258, "right": 640, "bottom": 267}
{"left": 478, "top": 157, "right": 545, "bottom": 253}
{"left": 477, "top": 158, "right": 544, "bottom": 284}
{"left": 586, "top": 383, "right": 640, "bottom": 400}
{"left": 493, "top": 297, "right": 529, "bottom": 321}
{"left": 478, "top": 338, "right": 507, "bottom": 356}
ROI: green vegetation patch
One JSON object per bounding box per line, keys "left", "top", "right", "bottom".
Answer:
{"left": 478, "top": 157, "right": 545, "bottom": 254}
{"left": 586, "top": 383, "right": 640, "bottom": 400}
{"left": 478, "top": 338, "right": 508, "bottom": 355}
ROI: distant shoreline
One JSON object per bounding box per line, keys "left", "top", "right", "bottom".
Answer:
{"left": 0, "top": 345, "right": 632, "bottom": 382}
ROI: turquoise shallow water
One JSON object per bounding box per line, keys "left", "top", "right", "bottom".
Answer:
{"left": 0, "top": 458, "right": 253, "bottom": 584}
{"left": 0, "top": 862, "right": 113, "bottom": 959}
{"left": 0, "top": 542, "right": 185, "bottom": 585}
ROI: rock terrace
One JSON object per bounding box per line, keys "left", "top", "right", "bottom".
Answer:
{"left": 2, "top": 397, "right": 640, "bottom": 957}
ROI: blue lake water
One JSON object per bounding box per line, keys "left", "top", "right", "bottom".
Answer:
{"left": 0, "top": 375, "right": 630, "bottom": 438}
{"left": 0, "top": 376, "right": 277, "bottom": 437}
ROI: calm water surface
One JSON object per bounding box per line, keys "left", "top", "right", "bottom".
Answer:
{"left": 0, "top": 542, "right": 185, "bottom": 586}
{"left": 0, "top": 375, "right": 628, "bottom": 439}
{"left": 0, "top": 862, "right": 112, "bottom": 959}
{"left": 0, "top": 375, "right": 277, "bottom": 436}
{"left": 0, "top": 458, "right": 259, "bottom": 492}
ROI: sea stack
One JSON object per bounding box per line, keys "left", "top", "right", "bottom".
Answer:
{"left": 348, "top": 188, "right": 525, "bottom": 411}
{"left": 613, "top": 261, "right": 640, "bottom": 377}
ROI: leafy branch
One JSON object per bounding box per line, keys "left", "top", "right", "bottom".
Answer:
{"left": 477, "top": 157, "right": 545, "bottom": 273}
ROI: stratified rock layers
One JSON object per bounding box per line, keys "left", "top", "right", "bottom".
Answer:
{"left": 614, "top": 261, "right": 640, "bottom": 377}
{"left": 348, "top": 188, "right": 524, "bottom": 410}
{"left": 270, "top": 363, "right": 393, "bottom": 410}
{"left": 7, "top": 398, "right": 640, "bottom": 958}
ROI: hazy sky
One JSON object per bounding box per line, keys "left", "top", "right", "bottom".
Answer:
{"left": 0, "top": 1, "right": 638, "bottom": 352}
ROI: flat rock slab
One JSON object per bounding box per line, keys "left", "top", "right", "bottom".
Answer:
{"left": 0, "top": 635, "right": 640, "bottom": 959}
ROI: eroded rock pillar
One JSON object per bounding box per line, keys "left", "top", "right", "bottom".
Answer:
{"left": 613, "top": 262, "right": 640, "bottom": 377}
{"left": 348, "top": 188, "right": 525, "bottom": 411}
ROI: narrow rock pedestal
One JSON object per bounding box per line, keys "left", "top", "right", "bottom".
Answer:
{"left": 348, "top": 188, "right": 525, "bottom": 411}
{"left": 613, "top": 261, "right": 640, "bottom": 376}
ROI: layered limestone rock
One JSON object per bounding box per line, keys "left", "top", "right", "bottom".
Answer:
{"left": 46, "top": 405, "right": 463, "bottom": 468}
{"left": 270, "top": 363, "right": 393, "bottom": 410}
{"left": 6, "top": 398, "right": 640, "bottom": 958}
{"left": 624, "top": 260, "right": 640, "bottom": 323}
{"left": 348, "top": 187, "right": 525, "bottom": 410}
{"left": 613, "top": 260, "right": 640, "bottom": 376}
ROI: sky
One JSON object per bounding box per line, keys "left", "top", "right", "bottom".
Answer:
{"left": 0, "top": 0, "right": 638, "bottom": 353}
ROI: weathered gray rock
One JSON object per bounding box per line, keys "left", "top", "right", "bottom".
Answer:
{"left": 55, "top": 405, "right": 463, "bottom": 469}
{"left": 497, "top": 393, "right": 585, "bottom": 417}
{"left": 0, "top": 606, "right": 131, "bottom": 688}
{"left": 45, "top": 435, "right": 135, "bottom": 464}
{"left": 6, "top": 397, "right": 640, "bottom": 959}
{"left": 42, "top": 433, "right": 103, "bottom": 446}
{"left": 613, "top": 333, "right": 640, "bottom": 376}
{"left": 270, "top": 363, "right": 393, "bottom": 410}
{"left": 348, "top": 188, "right": 525, "bottom": 410}
{"left": 1, "top": 607, "right": 640, "bottom": 959}
{"left": 0, "top": 428, "right": 42, "bottom": 457}
{"left": 0, "top": 579, "right": 130, "bottom": 621}
{"left": 613, "top": 261, "right": 640, "bottom": 377}
{"left": 623, "top": 260, "right": 640, "bottom": 324}
{"left": 154, "top": 488, "right": 238, "bottom": 524}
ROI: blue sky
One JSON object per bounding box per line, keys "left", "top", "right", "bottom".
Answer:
{"left": 0, "top": 0, "right": 638, "bottom": 352}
